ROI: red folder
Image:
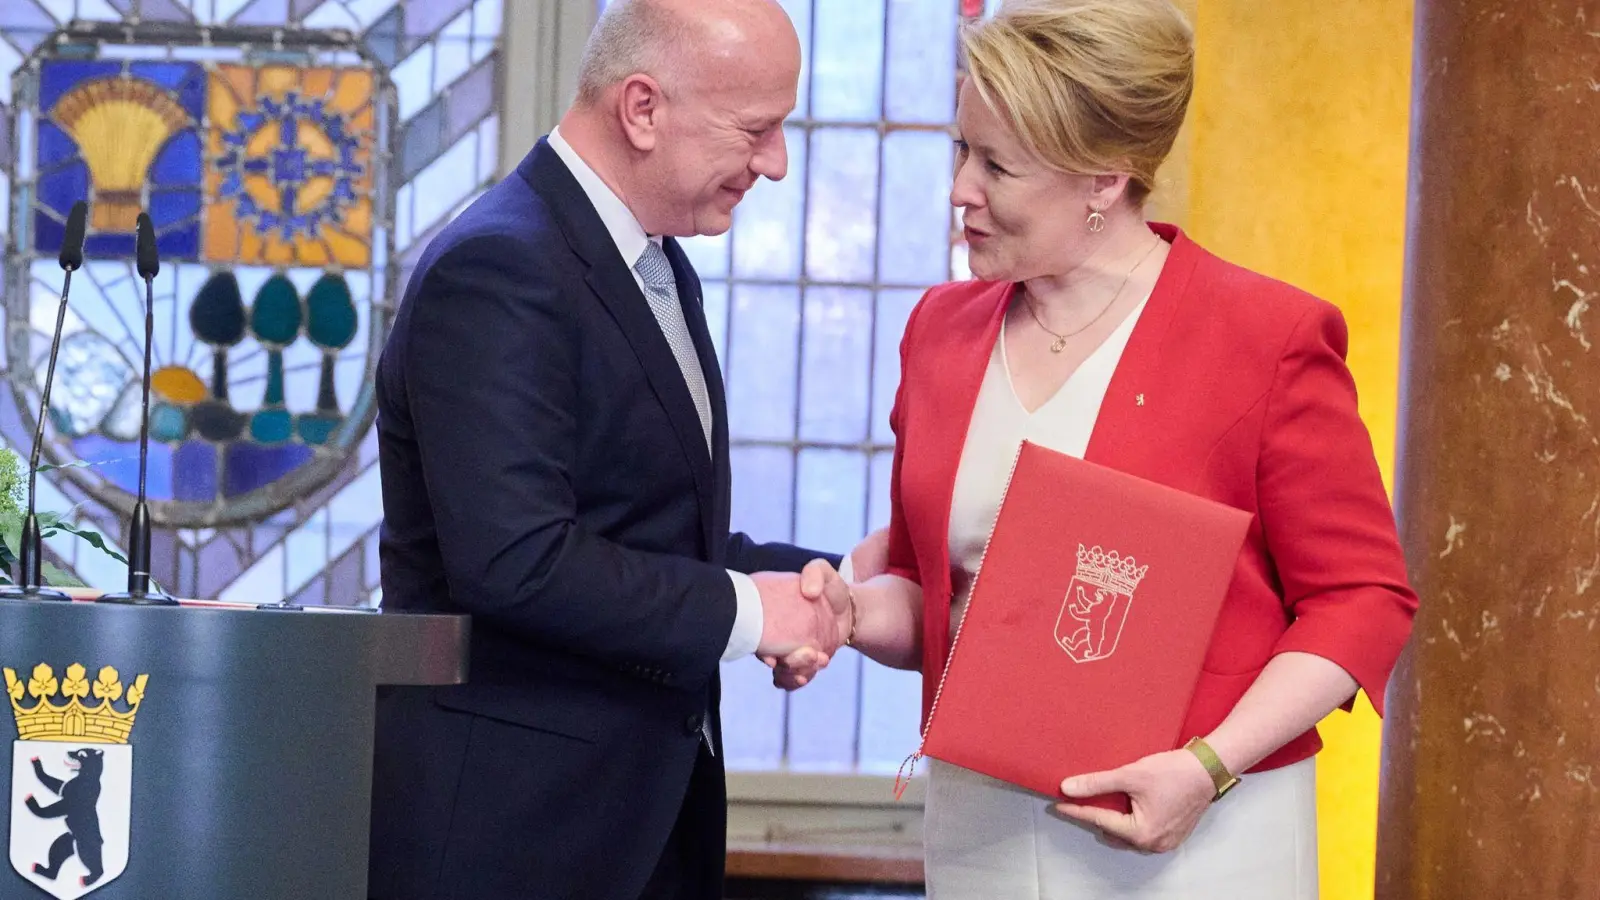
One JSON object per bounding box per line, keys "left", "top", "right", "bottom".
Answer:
{"left": 916, "top": 441, "right": 1251, "bottom": 811}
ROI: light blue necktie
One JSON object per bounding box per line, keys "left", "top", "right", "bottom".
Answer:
{"left": 634, "top": 241, "right": 713, "bottom": 453}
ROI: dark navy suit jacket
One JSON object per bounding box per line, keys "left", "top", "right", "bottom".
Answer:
{"left": 368, "top": 138, "right": 831, "bottom": 900}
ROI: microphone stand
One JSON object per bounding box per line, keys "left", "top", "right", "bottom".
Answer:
{"left": 1, "top": 201, "right": 88, "bottom": 602}
{"left": 99, "top": 213, "right": 175, "bottom": 606}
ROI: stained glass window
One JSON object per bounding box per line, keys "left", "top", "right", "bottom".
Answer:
{"left": 0, "top": 0, "right": 502, "bottom": 605}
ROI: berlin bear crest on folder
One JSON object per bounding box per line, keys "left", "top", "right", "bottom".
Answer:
{"left": 901, "top": 441, "right": 1251, "bottom": 812}
{"left": 1056, "top": 544, "right": 1148, "bottom": 664}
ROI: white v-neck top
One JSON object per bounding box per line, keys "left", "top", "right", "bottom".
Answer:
{"left": 945, "top": 289, "right": 1150, "bottom": 622}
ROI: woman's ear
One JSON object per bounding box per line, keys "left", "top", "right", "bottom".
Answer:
{"left": 1087, "top": 173, "right": 1133, "bottom": 213}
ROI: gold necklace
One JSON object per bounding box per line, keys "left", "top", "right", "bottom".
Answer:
{"left": 1023, "top": 237, "right": 1162, "bottom": 353}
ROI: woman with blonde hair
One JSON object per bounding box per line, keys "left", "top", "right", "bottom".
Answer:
{"left": 769, "top": 1, "right": 1416, "bottom": 896}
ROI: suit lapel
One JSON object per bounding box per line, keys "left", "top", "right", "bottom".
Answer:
{"left": 526, "top": 141, "right": 719, "bottom": 553}
{"left": 664, "top": 236, "right": 727, "bottom": 554}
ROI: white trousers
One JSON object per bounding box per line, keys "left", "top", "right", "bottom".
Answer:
{"left": 923, "top": 756, "right": 1319, "bottom": 900}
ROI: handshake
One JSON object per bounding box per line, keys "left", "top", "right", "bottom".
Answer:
{"left": 751, "top": 560, "right": 852, "bottom": 689}
{"left": 750, "top": 529, "right": 887, "bottom": 690}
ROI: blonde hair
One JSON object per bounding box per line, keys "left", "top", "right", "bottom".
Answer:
{"left": 960, "top": 0, "right": 1194, "bottom": 206}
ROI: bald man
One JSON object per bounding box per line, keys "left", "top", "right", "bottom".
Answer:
{"left": 368, "top": 2, "right": 879, "bottom": 898}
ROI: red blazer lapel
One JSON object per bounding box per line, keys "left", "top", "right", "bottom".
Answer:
{"left": 1083, "top": 224, "right": 1202, "bottom": 485}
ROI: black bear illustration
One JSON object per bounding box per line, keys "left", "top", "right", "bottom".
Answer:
{"left": 25, "top": 748, "right": 105, "bottom": 887}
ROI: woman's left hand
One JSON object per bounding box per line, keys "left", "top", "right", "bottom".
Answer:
{"left": 1053, "top": 748, "right": 1218, "bottom": 854}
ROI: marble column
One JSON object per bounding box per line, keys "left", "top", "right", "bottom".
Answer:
{"left": 1376, "top": 0, "right": 1600, "bottom": 897}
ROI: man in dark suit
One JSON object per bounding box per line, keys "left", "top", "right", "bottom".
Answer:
{"left": 368, "top": 1, "right": 877, "bottom": 898}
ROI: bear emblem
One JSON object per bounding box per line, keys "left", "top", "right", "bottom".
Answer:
{"left": 24, "top": 749, "right": 105, "bottom": 888}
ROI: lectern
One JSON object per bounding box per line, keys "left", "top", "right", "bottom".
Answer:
{"left": 0, "top": 596, "right": 468, "bottom": 900}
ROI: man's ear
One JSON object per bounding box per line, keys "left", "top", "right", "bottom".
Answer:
{"left": 617, "top": 74, "right": 665, "bottom": 152}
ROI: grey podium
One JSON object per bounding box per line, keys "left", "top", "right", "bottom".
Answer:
{"left": 0, "top": 597, "right": 469, "bottom": 900}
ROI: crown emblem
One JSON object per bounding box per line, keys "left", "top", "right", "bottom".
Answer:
{"left": 1074, "top": 544, "right": 1149, "bottom": 597}
{"left": 4, "top": 664, "right": 148, "bottom": 744}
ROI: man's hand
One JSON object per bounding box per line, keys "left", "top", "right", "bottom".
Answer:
{"left": 753, "top": 559, "right": 853, "bottom": 662}
{"left": 757, "top": 560, "right": 855, "bottom": 689}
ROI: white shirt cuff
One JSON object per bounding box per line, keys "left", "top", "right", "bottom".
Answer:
{"left": 838, "top": 552, "right": 855, "bottom": 583}
{"left": 723, "top": 570, "right": 764, "bottom": 661}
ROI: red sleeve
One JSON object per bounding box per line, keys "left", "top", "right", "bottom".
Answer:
{"left": 884, "top": 292, "right": 928, "bottom": 586}
{"left": 1259, "top": 303, "right": 1418, "bottom": 716}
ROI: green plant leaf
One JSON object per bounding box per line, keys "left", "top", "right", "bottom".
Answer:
{"left": 40, "top": 561, "right": 84, "bottom": 588}
{"left": 38, "top": 459, "right": 124, "bottom": 474}
{"left": 40, "top": 520, "right": 129, "bottom": 567}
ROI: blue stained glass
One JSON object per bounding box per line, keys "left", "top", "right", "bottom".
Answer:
{"left": 398, "top": 99, "right": 444, "bottom": 181}
{"left": 281, "top": 340, "right": 323, "bottom": 412}
{"left": 335, "top": 355, "right": 366, "bottom": 417}
{"left": 136, "top": 0, "right": 197, "bottom": 23}
{"left": 153, "top": 220, "right": 199, "bottom": 260}
{"left": 285, "top": 509, "right": 328, "bottom": 596}
{"left": 130, "top": 62, "right": 207, "bottom": 119}
{"left": 799, "top": 287, "right": 872, "bottom": 443}
{"left": 725, "top": 285, "right": 799, "bottom": 441}
{"left": 718, "top": 656, "right": 786, "bottom": 770}
{"left": 777, "top": 0, "right": 812, "bottom": 118}
{"left": 432, "top": 10, "right": 472, "bottom": 92}
{"left": 223, "top": 442, "right": 314, "bottom": 497}
{"left": 173, "top": 439, "right": 218, "bottom": 503}
{"left": 796, "top": 447, "right": 867, "bottom": 552}
{"left": 731, "top": 125, "right": 806, "bottom": 280}
{"left": 812, "top": 0, "right": 886, "bottom": 122}
{"left": 38, "top": 62, "right": 121, "bottom": 112}
{"left": 679, "top": 231, "right": 729, "bottom": 281}
{"left": 70, "top": 434, "right": 174, "bottom": 501}
{"left": 149, "top": 130, "right": 201, "bottom": 184}
{"left": 233, "top": 0, "right": 290, "bottom": 27}
{"left": 730, "top": 445, "right": 794, "bottom": 542}
{"left": 390, "top": 43, "right": 434, "bottom": 121}
{"left": 805, "top": 128, "right": 879, "bottom": 282}
{"left": 149, "top": 187, "right": 200, "bottom": 225}
{"left": 787, "top": 648, "right": 862, "bottom": 770}
{"left": 886, "top": 0, "right": 957, "bottom": 124}
{"left": 872, "top": 289, "right": 920, "bottom": 444}
{"left": 363, "top": 5, "right": 403, "bottom": 68}
{"left": 34, "top": 122, "right": 76, "bottom": 173}
{"left": 290, "top": 574, "right": 326, "bottom": 607}
{"left": 409, "top": 135, "right": 476, "bottom": 236}
{"left": 35, "top": 161, "right": 88, "bottom": 216}
{"left": 82, "top": 232, "right": 136, "bottom": 259}
{"left": 701, "top": 280, "right": 729, "bottom": 365}
{"left": 33, "top": 210, "right": 68, "bottom": 257}
{"left": 858, "top": 655, "right": 922, "bottom": 773}
{"left": 880, "top": 130, "right": 953, "bottom": 284}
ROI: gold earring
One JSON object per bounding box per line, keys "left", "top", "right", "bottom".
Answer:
{"left": 1086, "top": 209, "right": 1107, "bottom": 233}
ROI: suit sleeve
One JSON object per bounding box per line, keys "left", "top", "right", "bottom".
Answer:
{"left": 402, "top": 236, "right": 733, "bottom": 685}
{"left": 724, "top": 534, "right": 840, "bottom": 575}
{"left": 1259, "top": 303, "right": 1419, "bottom": 716}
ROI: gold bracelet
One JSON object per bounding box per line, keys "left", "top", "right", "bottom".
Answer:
{"left": 844, "top": 587, "right": 858, "bottom": 648}
{"left": 1184, "top": 736, "right": 1240, "bottom": 801}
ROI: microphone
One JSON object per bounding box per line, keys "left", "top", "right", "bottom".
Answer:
{"left": 98, "top": 213, "right": 175, "bottom": 606}
{"left": 1, "top": 202, "right": 88, "bottom": 602}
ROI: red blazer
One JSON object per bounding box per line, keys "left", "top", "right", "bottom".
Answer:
{"left": 886, "top": 224, "right": 1418, "bottom": 773}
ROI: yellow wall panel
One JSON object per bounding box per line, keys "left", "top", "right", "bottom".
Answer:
{"left": 1180, "top": 2, "right": 1414, "bottom": 897}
